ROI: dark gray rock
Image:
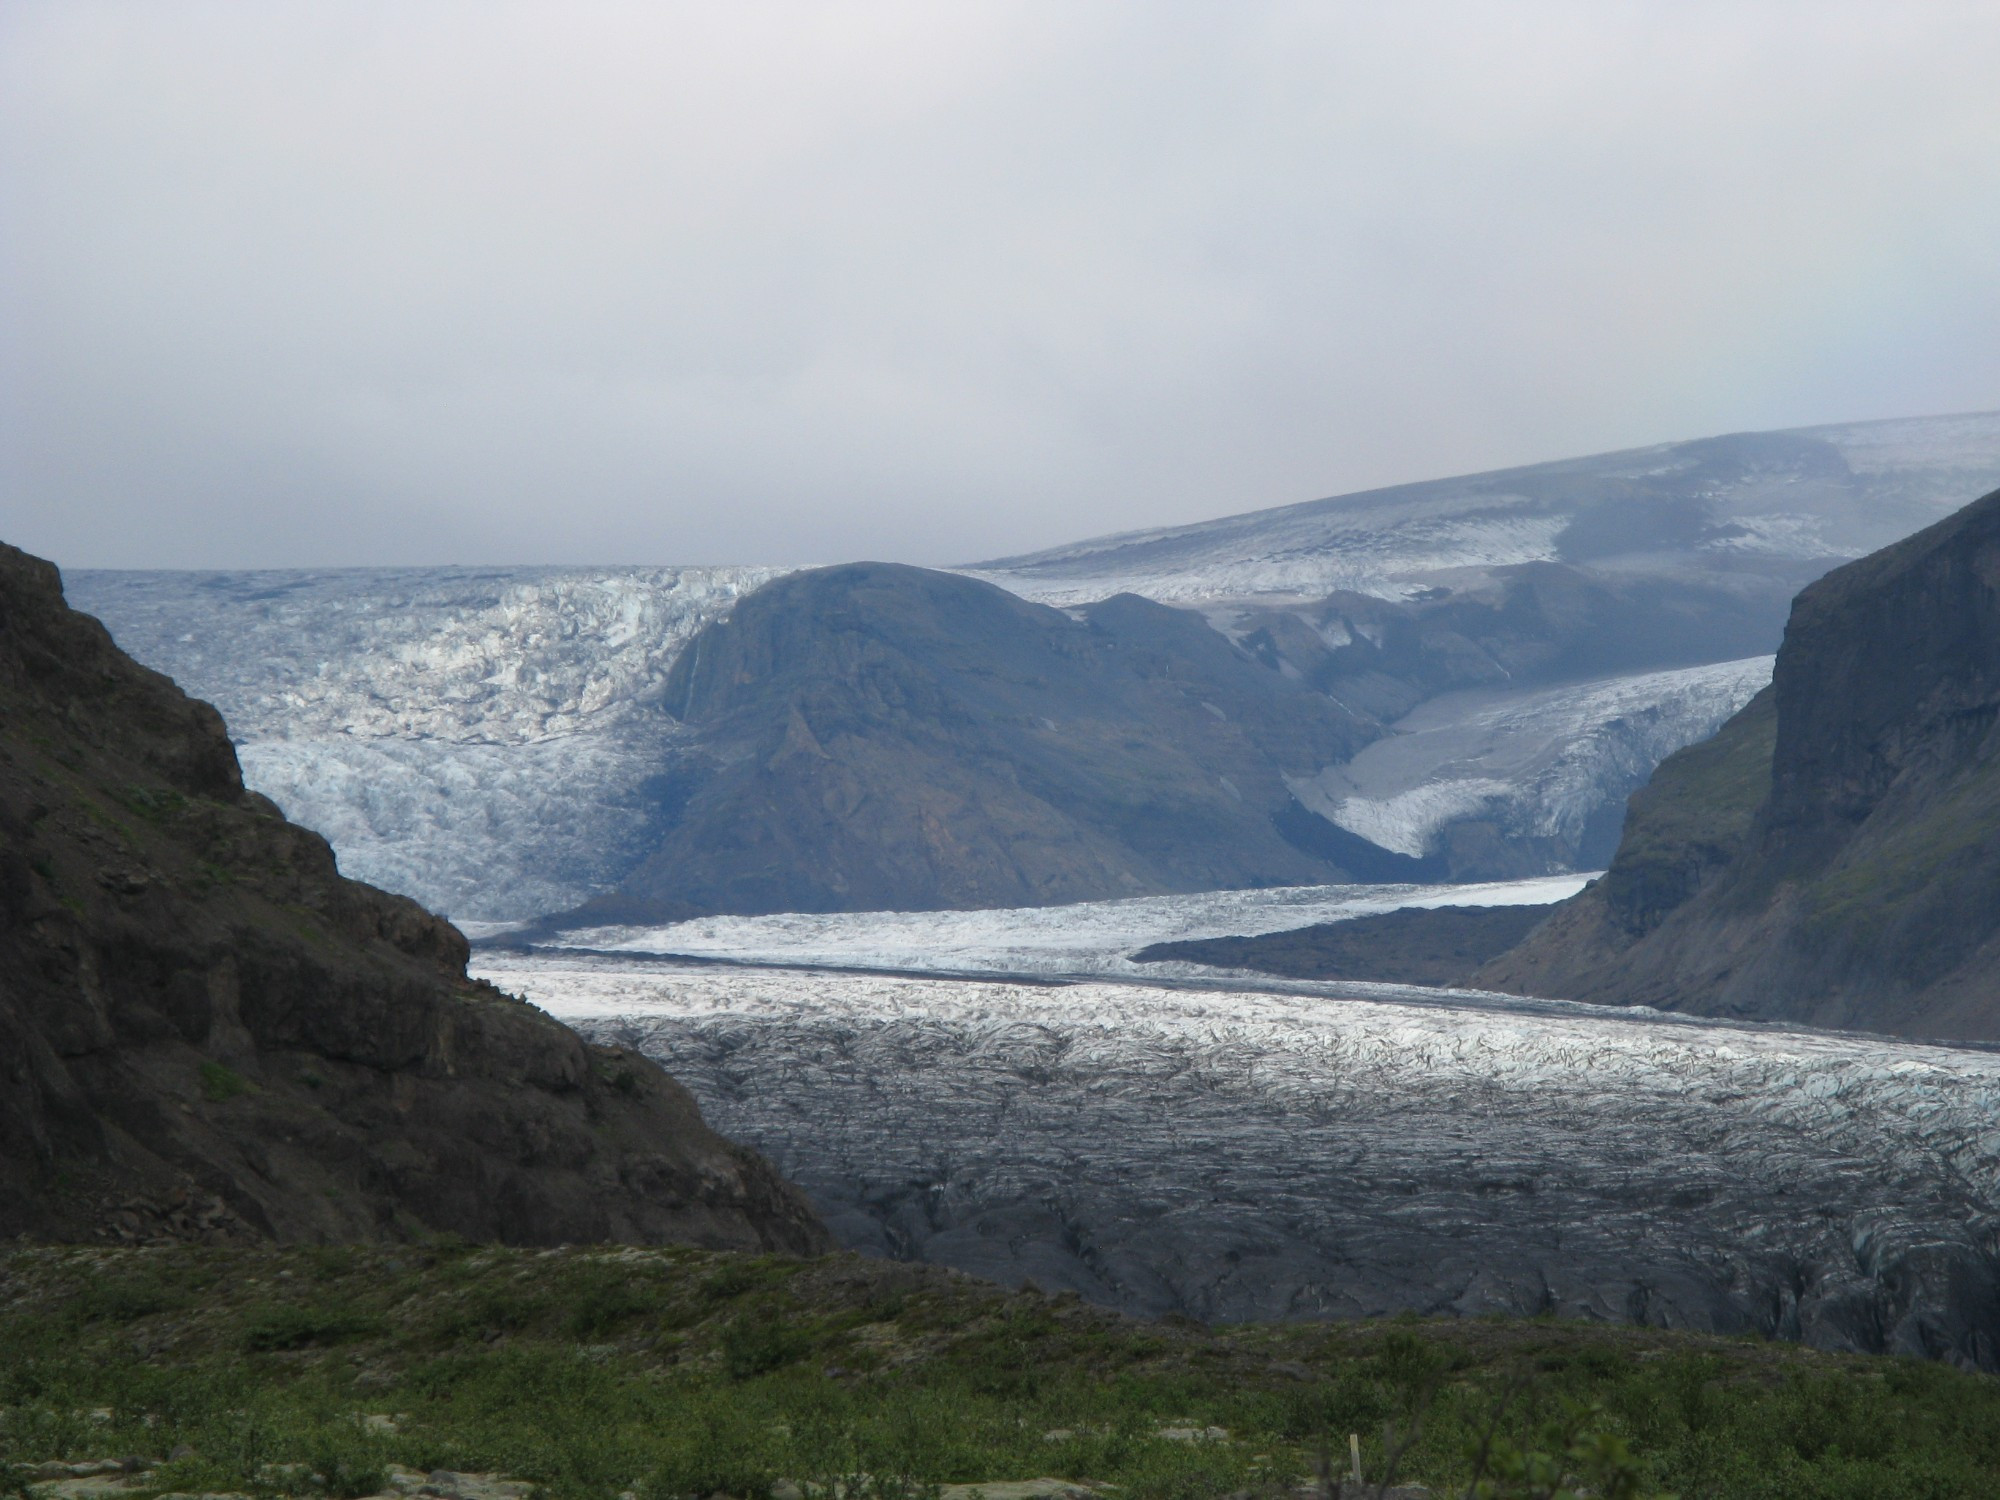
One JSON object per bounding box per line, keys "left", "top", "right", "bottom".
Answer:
{"left": 548, "top": 563, "right": 1378, "bottom": 925}
{"left": 1482, "top": 484, "right": 2000, "bottom": 1042}
{"left": 0, "top": 541, "right": 829, "bottom": 1253}
{"left": 1131, "top": 904, "right": 1547, "bottom": 985}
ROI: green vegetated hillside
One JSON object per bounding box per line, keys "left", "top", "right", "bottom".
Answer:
{"left": 1480, "top": 485, "right": 2000, "bottom": 1040}
{"left": 6, "top": 1244, "right": 2000, "bottom": 1500}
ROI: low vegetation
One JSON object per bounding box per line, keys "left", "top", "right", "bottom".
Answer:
{"left": 4, "top": 1244, "right": 1998, "bottom": 1500}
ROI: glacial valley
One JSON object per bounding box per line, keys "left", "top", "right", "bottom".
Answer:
{"left": 68, "top": 413, "right": 2000, "bottom": 923}
{"left": 481, "top": 877, "right": 2000, "bottom": 1369}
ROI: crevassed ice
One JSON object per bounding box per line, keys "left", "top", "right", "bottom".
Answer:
{"left": 1290, "top": 657, "right": 1774, "bottom": 859}
{"left": 484, "top": 951, "right": 2000, "bottom": 1346}
{"left": 547, "top": 872, "right": 1594, "bottom": 978}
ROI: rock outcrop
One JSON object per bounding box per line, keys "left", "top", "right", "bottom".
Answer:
{"left": 551, "top": 563, "right": 1378, "bottom": 924}
{"left": 1480, "top": 486, "right": 2000, "bottom": 1041}
{"left": 0, "top": 542, "right": 831, "bottom": 1251}
{"left": 1131, "top": 903, "right": 1547, "bottom": 985}
{"left": 66, "top": 414, "right": 2000, "bottom": 920}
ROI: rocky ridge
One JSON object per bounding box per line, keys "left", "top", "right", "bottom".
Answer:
{"left": 1129, "top": 904, "right": 1546, "bottom": 985}
{"left": 1480, "top": 484, "right": 2000, "bottom": 1041}
{"left": 0, "top": 541, "right": 828, "bottom": 1251}
{"left": 71, "top": 414, "right": 2000, "bottom": 921}
{"left": 549, "top": 563, "right": 1380, "bottom": 923}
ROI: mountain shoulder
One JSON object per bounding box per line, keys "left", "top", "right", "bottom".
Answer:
{"left": 1477, "top": 486, "right": 2000, "bottom": 1041}
{"left": 1131, "top": 903, "right": 1546, "bottom": 986}
{"left": 0, "top": 541, "right": 829, "bottom": 1252}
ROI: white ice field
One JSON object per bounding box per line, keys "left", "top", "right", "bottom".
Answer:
{"left": 539, "top": 873, "right": 1593, "bottom": 978}
{"left": 481, "top": 877, "right": 2000, "bottom": 1367}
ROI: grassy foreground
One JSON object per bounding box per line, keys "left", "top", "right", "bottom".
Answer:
{"left": 3, "top": 1245, "right": 1998, "bottom": 1500}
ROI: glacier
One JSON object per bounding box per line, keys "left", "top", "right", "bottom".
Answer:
{"left": 1285, "top": 657, "right": 1775, "bottom": 864}
{"left": 970, "top": 412, "right": 2000, "bottom": 607}
{"left": 64, "top": 413, "right": 2000, "bottom": 922}
{"left": 488, "top": 940, "right": 2000, "bottom": 1364}
{"left": 68, "top": 563, "right": 786, "bottom": 921}
{"left": 546, "top": 873, "right": 1593, "bottom": 980}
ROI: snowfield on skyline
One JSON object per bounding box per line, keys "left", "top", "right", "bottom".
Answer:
{"left": 969, "top": 411, "right": 2000, "bottom": 606}
{"left": 66, "top": 412, "right": 2000, "bottom": 922}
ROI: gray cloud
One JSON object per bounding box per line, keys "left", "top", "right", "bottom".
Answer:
{"left": 4, "top": 1, "right": 1999, "bottom": 569}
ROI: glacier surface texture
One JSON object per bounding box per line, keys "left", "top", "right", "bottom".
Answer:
{"left": 489, "top": 941, "right": 2000, "bottom": 1367}
{"left": 480, "top": 928, "right": 2000, "bottom": 1376}
{"left": 66, "top": 412, "right": 2000, "bottom": 919}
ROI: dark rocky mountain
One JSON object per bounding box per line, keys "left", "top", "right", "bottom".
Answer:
{"left": 67, "top": 415, "right": 2000, "bottom": 921}
{"left": 0, "top": 541, "right": 830, "bottom": 1251}
{"left": 1131, "top": 903, "right": 1546, "bottom": 985}
{"left": 552, "top": 563, "right": 1384, "bottom": 925}
{"left": 1480, "top": 485, "right": 2000, "bottom": 1041}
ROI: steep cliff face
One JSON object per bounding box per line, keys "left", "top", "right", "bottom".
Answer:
{"left": 553, "top": 563, "right": 1378, "bottom": 924}
{"left": 0, "top": 542, "right": 830, "bottom": 1251}
{"left": 1480, "top": 487, "right": 2000, "bottom": 1041}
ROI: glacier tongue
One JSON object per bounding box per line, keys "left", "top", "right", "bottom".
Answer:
{"left": 67, "top": 563, "right": 789, "bottom": 745}
{"left": 240, "top": 730, "right": 680, "bottom": 921}
{"left": 550, "top": 874, "right": 1593, "bottom": 979}
{"left": 1289, "top": 656, "right": 1774, "bottom": 865}
{"left": 490, "top": 949, "right": 2000, "bottom": 1362}
{"left": 68, "top": 564, "right": 787, "bottom": 921}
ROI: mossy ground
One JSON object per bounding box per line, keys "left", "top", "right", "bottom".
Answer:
{"left": 3, "top": 1245, "right": 1998, "bottom": 1500}
{"left": 1595, "top": 688, "right": 1775, "bottom": 935}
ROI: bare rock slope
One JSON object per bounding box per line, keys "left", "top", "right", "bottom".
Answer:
{"left": 1482, "top": 485, "right": 2000, "bottom": 1041}
{"left": 552, "top": 563, "right": 1378, "bottom": 924}
{"left": 0, "top": 542, "right": 829, "bottom": 1251}
{"left": 69, "top": 414, "right": 2000, "bottom": 919}
{"left": 1130, "top": 903, "right": 1546, "bottom": 985}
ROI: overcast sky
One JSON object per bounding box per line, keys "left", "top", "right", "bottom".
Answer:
{"left": 4, "top": 2, "right": 1999, "bottom": 571}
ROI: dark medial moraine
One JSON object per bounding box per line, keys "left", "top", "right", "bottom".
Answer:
{"left": 1131, "top": 903, "right": 1547, "bottom": 986}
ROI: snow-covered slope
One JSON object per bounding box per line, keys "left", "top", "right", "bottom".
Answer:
{"left": 968, "top": 413, "right": 2000, "bottom": 606}
{"left": 1287, "top": 657, "right": 1774, "bottom": 868}
{"left": 64, "top": 414, "right": 2000, "bottom": 921}
{"left": 490, "top": 947, "right": 2000, "bottom": 1362}
{"left": 549, "top": 873, "right": 1592, "bottom": 979}
{"left": 68, "top": 565, "right": 785, "bottom": 921}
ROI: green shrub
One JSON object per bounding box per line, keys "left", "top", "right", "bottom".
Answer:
{"left": 241, "top": 1303, "right": 382, "bottom": 1352}
{"left": 197, "top": 1060, "right": 251, "bottom": 1103}
{"left": 721, "top": 1310, "right": 811, "bottom": 1380}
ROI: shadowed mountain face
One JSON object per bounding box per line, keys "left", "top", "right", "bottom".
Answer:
{"left": 1227, "top": 562, "right": 1795, "bottom": 725}
{"left": 0, "top": 542, "right": 829, "bottom": 1251}
{"left": 1482, "top": 486, "right": 2000, "bottom": 1041}
{"left": 554, "top": 564, "right": 1379, "bottom": 924}
{"left": 62, "top": 413, "right": 2000, "bottom": 920}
